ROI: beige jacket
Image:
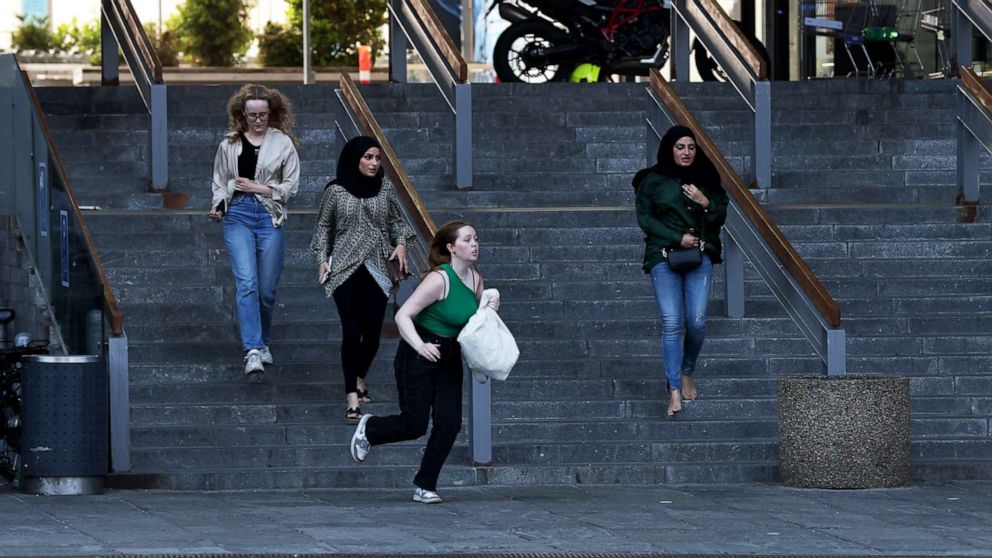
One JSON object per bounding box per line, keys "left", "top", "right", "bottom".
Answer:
{"left": 211, "top": 127, "right": 300, "bottom": 227}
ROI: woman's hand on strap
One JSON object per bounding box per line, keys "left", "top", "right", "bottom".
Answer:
{"left": 681, "top": 233, "right": 701, "bottom": 249}
{"left": 390, "top": 244, "right": 408, "bottom": 274}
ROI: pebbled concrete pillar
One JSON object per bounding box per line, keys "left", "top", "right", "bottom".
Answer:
{"left": 778, "top": 375, "right": 911, "bottom": 489}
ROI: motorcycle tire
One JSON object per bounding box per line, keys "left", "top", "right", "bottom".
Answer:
{"left": 693, "top": 22, "right": 771, "bottom": 82}
{"left": 493, "top": 19, "right": 575, "bottom": 83}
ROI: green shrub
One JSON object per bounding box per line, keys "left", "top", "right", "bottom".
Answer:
{"left": 144, "top": 24, "right": 181, "bottom": 67}
{"left": 257, "top": 21, "right": 303, "bottom": 67}
{"left": 11, "top": 15, "right": 54, "bottom": 52}
{"left": 173, "top": 0, "right": 253, "bottom": 66}
{"left": 283, "top": 0, "right": 387, "bottom": 66}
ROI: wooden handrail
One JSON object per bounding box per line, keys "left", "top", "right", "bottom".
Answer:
{"left": 339, "top": 72, "right": 438, "bottom": 241}
{"left": 650, "top": 70, "right": 839, "bottom": 326}
{"left": 103, "top": 0, "right": 163, "bottom": 83}
{"left": 961, "top": 65, "right": 992, "bottom": 116}
{"left": 690, "top": 0, "right": 767, "bottom": 80}
{"left": 407, "top": 0, "right": 468, "bottom": 82}
{"left": 21, "top": 71, "right": 125, "bottom": 335}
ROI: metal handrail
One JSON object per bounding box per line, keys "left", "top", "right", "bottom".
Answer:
{"left": 21, "top": 73, "right": 124, "bottom": 334}
{"left": 4, "top": 55, "right": 131, "bottom": 470}
{"left": 647, "top": 70, "right": 846, "bottom": 375}
{"left": 670, "top": 0, "right": 770, "bottom": 188}
{"left": 957, "top": 65, "right": 992, "bottom": 204}
{"left": 388, "top": 0, "right": 473, "bottom": 189}
{"left": 335, "top": 73, "right": 492, "bottom": 462}
{"left": 100, "top": 0, "right": 168, "bottom": 189}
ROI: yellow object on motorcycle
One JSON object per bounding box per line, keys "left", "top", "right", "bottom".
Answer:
{"left": 569, "top": 63, "right": 601, "bottom": 83}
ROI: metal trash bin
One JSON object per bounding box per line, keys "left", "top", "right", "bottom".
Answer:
{"left": 20, "top": 355, "right": 107, "bottom": 495}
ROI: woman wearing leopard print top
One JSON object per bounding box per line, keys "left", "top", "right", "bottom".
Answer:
{"left": 310, "top": 136, "right": 415, "bottom": 422}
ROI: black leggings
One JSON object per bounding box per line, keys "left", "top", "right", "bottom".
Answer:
{"left": 332, "top": 265, "right": 388, "bottom": 395}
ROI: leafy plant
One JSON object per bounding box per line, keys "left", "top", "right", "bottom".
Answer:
{"left": 11, "top": 15, "right": 54, "bottom": 52}
{"left": 52, "top": 18, "right": 102, "bottom": 63}
{"left": 144, "top": 23, "right": 181, "bottom": 67}
{"left": 173, "top": 0, "right": 253, "bottom": 66}
{"left": 282, "top": 0, "right": 387, "bottom": 66}
{"left": 257, "top": 21, "right": 303, "bottom": 67}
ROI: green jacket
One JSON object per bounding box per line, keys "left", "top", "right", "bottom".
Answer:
{"left": 635, "top": 172, "right": 729, "bottom": 273}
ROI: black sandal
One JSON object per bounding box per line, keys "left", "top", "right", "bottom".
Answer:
{"left": 357, "top": 388, "right": 373, "bottom": 404}
{"left": 346, "top": 407, "right": 362, "bottom": 423}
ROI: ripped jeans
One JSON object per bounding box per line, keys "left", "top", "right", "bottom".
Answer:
{"left": 649, "top": 254, "right": 713, "bottom": 391}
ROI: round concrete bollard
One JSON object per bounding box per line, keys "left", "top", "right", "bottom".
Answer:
{"left": 778, "top": 375, "right": 911, "bottom": 489}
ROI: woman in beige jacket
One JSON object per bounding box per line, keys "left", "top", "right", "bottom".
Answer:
{"left": 209, "top": 84, "right": 300, "bottom": 376}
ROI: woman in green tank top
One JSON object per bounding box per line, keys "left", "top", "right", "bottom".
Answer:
{"left": 348, "top": 220, "right": 501, "bottom": 504}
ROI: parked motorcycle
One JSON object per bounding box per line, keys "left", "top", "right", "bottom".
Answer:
{"left": 489, "top": 0, "right": 770, "bottom": 83}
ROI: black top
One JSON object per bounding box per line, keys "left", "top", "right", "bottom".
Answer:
{"left": 237, "top": 133, "right": 261, "bottom": 180}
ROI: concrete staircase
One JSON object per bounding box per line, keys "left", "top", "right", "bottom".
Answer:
{"left": 35, "top": 78, "right": 992, "bottom": 489}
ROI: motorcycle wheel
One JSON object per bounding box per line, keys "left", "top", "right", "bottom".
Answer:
{"left": 493, "top": 20, "right": 575, "bottom": 83}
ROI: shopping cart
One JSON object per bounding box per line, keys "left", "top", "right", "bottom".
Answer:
{"left": 802, "top": 0, "right": 925, "bottom": 78}
{"left": 802, "top": 0, "right": 875, "bottom": 77}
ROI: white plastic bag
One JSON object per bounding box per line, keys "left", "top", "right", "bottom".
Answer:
{"left": 457, "top": 288, "right": 518, "bottom": 382}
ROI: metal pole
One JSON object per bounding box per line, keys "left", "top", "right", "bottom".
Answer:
{"left": 390, "top": 0, "right": 409, "bottom": 83}
{"left": 958, "top": 94, "right": 981, "bottom": 203}
{"left": 954, "top": 7, "right": 973, "bottom": 69}
{"left": 752, "top": 80, "right": 772, "bottom": 188}
{"left": 672, "top": 0, "right": 691, "bottom": 80}
{"left": 470, "top": 374, "right": 492, "bottom": 464}
{"left": 826, "top": 328, "right": 846, "bottom": 376}
{"left": 100, "top": 8, "right": 119, "bottom": 86}
{"left": 149, "top": 83, "right": 168, "bottom": 189}
{"left": 724, "top": 232, "right": 745, "bottom": 318}
{"left": 462, "top": 0, "right": 475, "bottom": 63}
{"left": 454, "top": 83, "right": 473, "bottom": 189}
{"left": 108, "top": 333, "right": 131, "bottom": 471}
{"left": 303, "top": 0, "right": 314, "bottom": 84}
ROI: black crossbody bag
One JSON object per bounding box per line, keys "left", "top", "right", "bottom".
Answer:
{"left": 663, "top": 211, "right": 705, "bottom": 272}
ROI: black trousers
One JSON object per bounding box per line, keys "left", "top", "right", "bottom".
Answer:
{"left": 332, "top": 265, "right": 388, "bottom": 395}
{"left": 365, "top": 327, "right": 463, "bottom": 491}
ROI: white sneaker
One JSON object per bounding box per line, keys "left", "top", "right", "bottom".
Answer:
{"left": 244, "top": 349, "right": 264, "bottom": 375}
{"left": 258, "top": 346, "right": 273, "bottom": 365}
{"left": 413, "top": 487, "right": 442, "bottom": 504}
{"left": 350, "top": 414, "right": 372, "bottom": 463}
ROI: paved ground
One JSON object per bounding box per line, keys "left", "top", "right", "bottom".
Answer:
{"left": 1, "top": 482, "right": 991, "bottom": 556}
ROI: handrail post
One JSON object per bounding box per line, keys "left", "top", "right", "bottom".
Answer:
{"left": 671, "top": 0, "right": 691, "bottom": 80}
{"left": 149, "top": 83, "right": 168, "bottom": 189}
{"left": 100, "top": 8, "right": 119, "bottom": 86}
{"left": 958, "top": 92, "right": 981, "bottom": 203}
{"left": 470, "top": 375, "right": 492, "bottom": 465}
{"left": 390, "top": 0, "right": 408, "bottom": 83}
{"left": 724, "top": 232, "right": 745, "bottom": 318}
{"left": 826, "top": 328, "right": 846, "bottom": 376}
{"left": 753, "top": 80, "right": 771, "bottom": 188}
{"left": 953, "top": 3, "right": 974, "bottom": 68}
{"left": 454, "top": 83, "right": 472, "bottom": 189}
{"left": 108, "top": 332, "right": 130, "bottom": 471}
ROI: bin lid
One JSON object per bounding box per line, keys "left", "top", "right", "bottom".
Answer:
{"left": 22, "top": 355, "right": 103, "bottom": 364}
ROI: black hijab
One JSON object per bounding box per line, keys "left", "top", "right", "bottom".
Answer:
{"left": 632, "top": 125, "right": 723, "bottom": 196}
{"left": 327, "top": 136, "right": 383, "bottom": 199}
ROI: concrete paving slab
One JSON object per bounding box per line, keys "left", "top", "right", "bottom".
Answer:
{"left": 0, "top": 482, "right": 991, "bottom": 556}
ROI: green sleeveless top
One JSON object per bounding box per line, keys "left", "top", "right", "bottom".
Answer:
{"left": 414, "top": 263, "right": 479, "bottom": 337}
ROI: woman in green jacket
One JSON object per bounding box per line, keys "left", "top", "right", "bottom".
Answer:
{"left": 634, "top": 125, "right": 728, "bottom": 418}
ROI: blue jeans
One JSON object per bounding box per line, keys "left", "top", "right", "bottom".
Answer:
{"left": 223, "top": 195, "right": 285, "bottom": 351}
{"left": 649, "top": 254, "right": 713, "bottom": 391}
